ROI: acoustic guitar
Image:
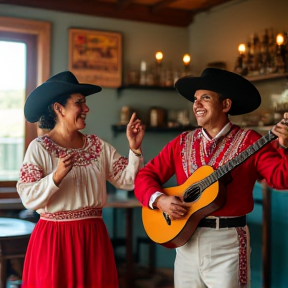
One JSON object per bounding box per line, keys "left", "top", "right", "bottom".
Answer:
{"left": 142, "top": 130, "right": 277, "bottom": 249}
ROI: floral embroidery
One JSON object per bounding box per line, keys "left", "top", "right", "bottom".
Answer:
{"left": 180, "top": 132, "right": 190, "bottom": 177}
{"left": 19, "top": 163, "right": 44, "bottom": 183}
{"left": 112, "top": 156, "right": 129, "bottom": 178}
{"left": 236, "top": 227, "right": 248, "bottom": 286}
{"left": 180, "top": 126, "right": 251, "bottom": 176}
{"left": 37, "top": 134, "right": 103, "bottom": 167}
{"left": 41, "top": 206, "right": 102, "bottom": 220}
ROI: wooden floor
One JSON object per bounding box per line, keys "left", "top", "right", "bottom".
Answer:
{"left": 117, "top": 264, "right": 174, "bottom": 288}
{"left": 134, "top": 269, "right": 174, "bottom": 288}
{"left": 3, "top": 259, "right": 175, "bottom": 288}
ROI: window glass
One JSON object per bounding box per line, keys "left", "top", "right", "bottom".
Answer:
{"left": 0, "top": 41, "right": 26, "bottom": 181}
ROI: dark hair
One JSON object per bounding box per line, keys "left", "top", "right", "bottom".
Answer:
{"left": 218, "top": 93, "right": 226, "bottom": 102}
{"left": 38, "top": 94, "right": 71, "bottom": 129}
{"left": 217, "top": 93, "right": 232, "bottom": 115}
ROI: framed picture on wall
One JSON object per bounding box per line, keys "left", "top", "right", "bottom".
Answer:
{"left": 69, "top": 28, "right": 122, "bottom": 88}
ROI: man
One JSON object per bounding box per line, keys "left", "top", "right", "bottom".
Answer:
{"left": 134, "top": 68, "right": 288, "bottom": 288}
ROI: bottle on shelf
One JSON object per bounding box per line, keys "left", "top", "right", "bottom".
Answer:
{"left": 139, "top": 61, "right": 147, "bottom": 85}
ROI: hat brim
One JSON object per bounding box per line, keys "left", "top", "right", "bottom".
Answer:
{"left": 24, "top": 82, "right": 102, "bottom": 123}
{"left": 175, "top": 72, "right": 261, "bottom": 115}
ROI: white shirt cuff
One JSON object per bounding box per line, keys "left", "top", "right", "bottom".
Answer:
{"left": 149, "top": 191, "right": 164, "bottom": 209}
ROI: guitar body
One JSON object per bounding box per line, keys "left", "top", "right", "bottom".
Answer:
{"left": 142, "top": 165, "right": 227, "bottom": 248}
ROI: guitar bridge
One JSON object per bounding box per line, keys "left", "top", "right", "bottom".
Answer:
{"left": 163, "top": 212, "right": 171, "bottom": 226}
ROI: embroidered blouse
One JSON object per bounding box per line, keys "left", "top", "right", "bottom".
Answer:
{"left": 135, "top": 124, "right": 288, "bottom": 216}
{"left": 17, "top": 134, "right": 143, "bottom": 214}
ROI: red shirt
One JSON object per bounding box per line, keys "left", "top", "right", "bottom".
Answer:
{"left": 134, "top": 125, "right": 288, "bottom": 216}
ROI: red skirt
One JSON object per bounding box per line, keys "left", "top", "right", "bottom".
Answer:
{"left": 22, "top": 216, "right": 118, "bottom": 288}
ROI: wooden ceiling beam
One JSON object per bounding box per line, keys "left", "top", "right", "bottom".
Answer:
{"left": 151, "top": 0, "right": 178, "bottom": 13}
{"left": 0, "top": 0, "right": 193, "bottom": 26}
{"left": 117, "top": 0, "right": 132, "bottom": 10}
{"left": 193, "top": 0, "right": 235, "bottom": 14}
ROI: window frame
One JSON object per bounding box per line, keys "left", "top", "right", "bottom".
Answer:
{"left": 0, "top": 17, "right": 51, "bottom": 199}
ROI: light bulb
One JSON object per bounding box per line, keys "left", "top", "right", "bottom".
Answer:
{"left": 238, "top": 44, "right": 245, "bottom": 55}
{"left": 276, "top": 34, "right": 284, "bottom": 46}
{"left": 155, "top": 51, "right": 163, "bottom": 64}
{"left": 183, "top": 54, "right": 191, "bottom": 66}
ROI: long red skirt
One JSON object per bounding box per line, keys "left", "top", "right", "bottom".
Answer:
{"left": 22, "top": 217, "right": 118, "bottom": 288}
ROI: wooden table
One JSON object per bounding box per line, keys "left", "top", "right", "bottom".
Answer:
{"left": 105, "top": 198, "right": 141, "bottom": 288}
{"left": 0, "top": 217, "right": 35, "bottom": 288}
{"left": 0, "top": 198, "right": 24, "bottom": 210}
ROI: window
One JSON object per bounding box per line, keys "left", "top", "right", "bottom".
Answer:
{"left": 0, "top": 17, "right": 51, "bottom": 199}
{"left": 0, "top": 41, "right": 26, "bottom": 181}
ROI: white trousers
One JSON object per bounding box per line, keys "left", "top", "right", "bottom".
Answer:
{"left": 174, "top": 226, "right": 250, "bottom": 288}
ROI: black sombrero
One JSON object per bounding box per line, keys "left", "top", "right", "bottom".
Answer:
{"left": 24, "top": 71, "right": 102, "bottom": 123}
{"left": 175, "top": 68, "right": 261, "bottom": 115}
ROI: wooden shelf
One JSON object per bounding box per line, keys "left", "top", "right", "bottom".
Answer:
{"left": 245, "top": 73, "right": 288, "bottom": 82}
{"left": 117, "top": 84, "right": 175, "bottom": 91}
{"left": 111, "top": 124, "right": 196, "bottom": 136}
{"left": 116, "top": 73, "right": 288, "bottom": 96}
{"left": 241, "top": 125, "right": 273, "bottom": 135}
{"left": 112, "top": 124, "right": 274, "bottom": 137}
{"left": 116, "top": 84, "right": 176, "bottom": 96}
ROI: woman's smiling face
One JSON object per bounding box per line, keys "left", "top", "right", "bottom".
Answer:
{"left": 58, "top": 93, "right": 89, "bottom": 130}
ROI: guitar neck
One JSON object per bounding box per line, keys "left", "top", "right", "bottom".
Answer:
{"left": 208, "top": 130, "right": 277, "bottom": 184}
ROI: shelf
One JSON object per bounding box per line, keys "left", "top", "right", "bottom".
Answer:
{"left": 116, "top": 73, "right": 288, "bottom": 96}
{"left": 117, "top": 84, "right": 176, "bottom": 96}
{"left": 245, "top": 73, "right": 288, "bottom": 82}
{"left": 112, "top": 124, "right": 274, "bottom": 137}
{"left": 117, "top": 84, "right": 175, "bottom": 91}
{"left": 238, "top": 125, "right": 275, "bottom": 136}
{"left": 112, "top": 124, "right": 275, "bottom": 137}
{"left": 111, "top": 124, "right": 196, "bottom": 136}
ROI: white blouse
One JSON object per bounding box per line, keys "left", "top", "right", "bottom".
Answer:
{"left": 17, "top": 134, "right": 143, "bottom": 214}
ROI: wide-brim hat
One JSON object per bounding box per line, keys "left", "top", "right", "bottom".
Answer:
{"left": 24, "top": 71, "right": 102, "bottom": 123}
{"left": 175, "top": 68, "right": 261, "bottom": 115}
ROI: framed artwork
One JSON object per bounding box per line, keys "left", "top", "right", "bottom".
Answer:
{"left": 69, "top": 28, "right": 122, "bottom": 88}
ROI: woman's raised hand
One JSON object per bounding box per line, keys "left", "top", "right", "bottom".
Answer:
{"left": 126, "top": 112, "right": 145, "bottom": 154}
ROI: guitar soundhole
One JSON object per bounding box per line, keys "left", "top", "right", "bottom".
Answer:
{"left": 183, "top": 185, "right": 201, "bottom": 203}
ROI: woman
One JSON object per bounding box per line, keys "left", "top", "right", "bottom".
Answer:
{"left": 17, "top": 71, "right": 145, "bottom": 288}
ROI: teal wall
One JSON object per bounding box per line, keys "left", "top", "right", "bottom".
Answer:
{"left": 248, "top": 182, "right": 288, "bottom": 288}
